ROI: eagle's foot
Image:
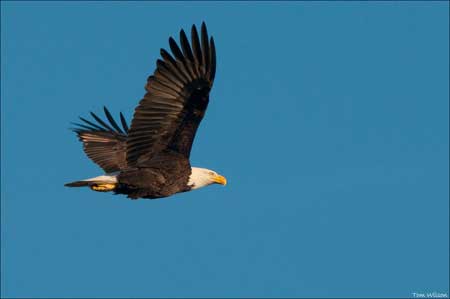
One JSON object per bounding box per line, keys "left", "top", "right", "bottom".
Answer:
{"left": 90, "top": 183, "right": 116, "bottom": 192}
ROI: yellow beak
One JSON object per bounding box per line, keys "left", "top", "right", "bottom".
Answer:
{"left": 213, "top": 174, "right": 227, "bottom": 186}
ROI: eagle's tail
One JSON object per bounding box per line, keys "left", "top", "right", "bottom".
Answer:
{"left": 64, "top": 174, "right": 118, "bottom": 192}
{"left": 64, "top": 181, "right": 91, "bottom": 187}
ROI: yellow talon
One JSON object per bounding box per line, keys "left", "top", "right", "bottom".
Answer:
{"left": 90, "top": 183, "right": 116, "bottom": 192}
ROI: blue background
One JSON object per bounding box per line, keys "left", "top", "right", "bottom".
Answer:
{"left": 1, "top": 2, "right": 449, "bottom": 298}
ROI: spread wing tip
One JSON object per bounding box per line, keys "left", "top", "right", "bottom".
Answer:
{"left": 70, "top": 108, "right": 129, "bottom": 135}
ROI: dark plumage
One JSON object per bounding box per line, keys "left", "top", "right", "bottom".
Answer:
{"left": 65, "top": 23, "right": 226, "bottom": 200}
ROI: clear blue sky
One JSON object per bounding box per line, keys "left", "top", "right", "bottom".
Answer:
{"left": 1, "top": 2, "right": 448, "bottom": 298}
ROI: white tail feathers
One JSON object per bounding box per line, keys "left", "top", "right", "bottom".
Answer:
{"left": 65, "top": 173, "right": 118, "bottom": 191}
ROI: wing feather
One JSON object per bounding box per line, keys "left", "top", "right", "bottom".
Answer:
{"left": 79, "top": 116, "right": 104, "bottom": 131}
{"left": 103, "top": 106, "right": 124, "bottom": 134}
{"left": 120, "top": 112, "right": 129, "bottom": 133}
{"left": 209, "top": 37, "right": 216, "bottom": 81}
{"left": 90, "top": 111, "right": 115, "bottom": 132}
{"left": 159, "top": 49, "right": 190, "bottom": 84}
{"left": 201, "top": 23, "right": 210, "bottom": 75}
{"left": 191, "top": 25, "right": 202, "bottom": 69}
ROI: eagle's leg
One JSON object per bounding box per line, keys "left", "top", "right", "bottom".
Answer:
{"left": 90, "top": 183, "right": 116, "bottom": 192}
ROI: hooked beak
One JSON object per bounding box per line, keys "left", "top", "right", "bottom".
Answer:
{"left": 212, "top": 174, "right": 227, "bottom": 186}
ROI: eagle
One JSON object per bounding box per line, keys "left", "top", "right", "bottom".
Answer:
{"left": 65, "top": 23, "right": 226, "bottom": 200}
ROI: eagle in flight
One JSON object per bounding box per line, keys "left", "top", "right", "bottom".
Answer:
{"left": 65, "top": 23, "right": 226, "bottom": 199}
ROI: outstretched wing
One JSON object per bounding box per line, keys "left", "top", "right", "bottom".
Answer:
{"left": 126, "top": 22, "right": 216, "bottom": 167}
{"left": 72, "top": 107, "right": 129, "bottom": 173}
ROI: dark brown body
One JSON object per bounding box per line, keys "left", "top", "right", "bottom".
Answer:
{"left": 115, "top": 151, "right": 192, "bottom": 199}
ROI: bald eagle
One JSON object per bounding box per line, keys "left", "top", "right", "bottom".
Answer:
{"left": 65, "top": 23, "right": 226, "bottom": 199}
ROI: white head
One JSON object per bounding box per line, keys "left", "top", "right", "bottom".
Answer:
{"left": 188, "top": 167, "right": 227, "bottom": 190}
